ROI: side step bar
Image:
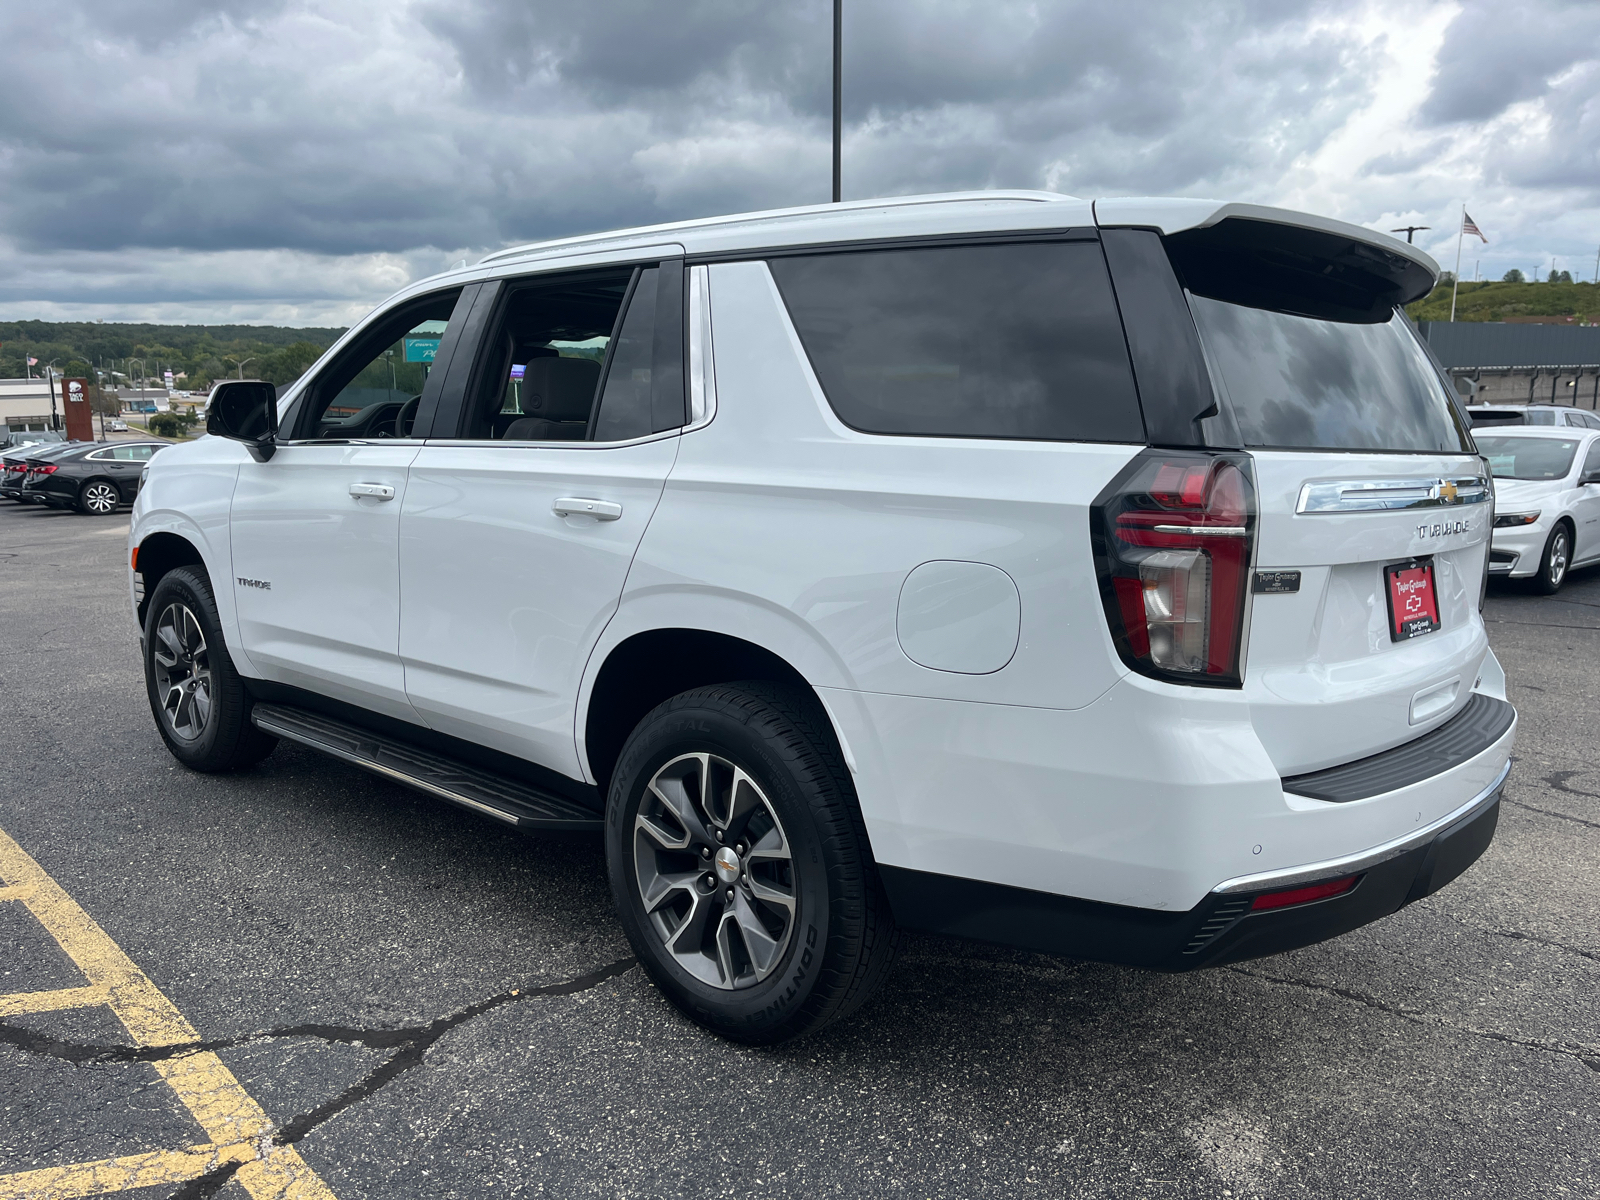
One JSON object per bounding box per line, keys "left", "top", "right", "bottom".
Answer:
{"left": 250, "top": 703, "right": 602, "bottom": 832}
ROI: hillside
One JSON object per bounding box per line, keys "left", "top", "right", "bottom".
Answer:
{"left": 1406, "top": 280, "right": 1600, "bottom": 325}
{"left": 0, "top": 320, "right": 347, "bottom": 389}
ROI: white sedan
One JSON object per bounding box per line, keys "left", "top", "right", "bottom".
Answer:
{"left": 1480, "top": 427, "right": 1600, "bottom": 593}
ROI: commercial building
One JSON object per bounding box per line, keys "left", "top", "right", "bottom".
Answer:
{"left": 1419, "top": 322, "right": 1600, "bottom": 408}
{"left": 0, "top": 378, "right": 59, "bottom": 431}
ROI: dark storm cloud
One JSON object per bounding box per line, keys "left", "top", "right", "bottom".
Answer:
{"left": 0, "top": 0, "right": 1364, "bottom": 266}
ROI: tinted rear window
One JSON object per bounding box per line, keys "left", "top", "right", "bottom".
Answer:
{"left": 769, "top": 241, "right": 1143, "bottom": 443}
{"left": 1189, "top": 297, "right": 1470, "bottom": 454}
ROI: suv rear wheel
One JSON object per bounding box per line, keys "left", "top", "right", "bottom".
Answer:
{"left": 142, "top": 566, "right": 278, "bottom": 772}
{"left": 605, "top": 682, "right": 902, "bottom": 1043}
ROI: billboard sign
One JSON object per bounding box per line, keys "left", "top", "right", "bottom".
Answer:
{"left": 403, "top": 337, "right": 441, "bottom": 363}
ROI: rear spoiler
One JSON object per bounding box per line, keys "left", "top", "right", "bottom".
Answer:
{"left": 1096, "top": 199, "right": 1437, "bottom": 322}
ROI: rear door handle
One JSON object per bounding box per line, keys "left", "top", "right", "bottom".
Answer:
{"left": 553, "top": 497, "right": 622, "bottom": 521}
{"left": 350, "top": 482, "right": 396, "bottom": 500}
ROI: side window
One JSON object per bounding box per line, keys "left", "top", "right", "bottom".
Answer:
{"left": 1583, "top": 440, "right": 1600, "bottom": 477}
{"left": 86, "top": 448, "right": 114, "bottom": 461}
{"left": 454, "top": 262, "right": 684, "bottom": 443}
{"left": 112, "top": 445, "right": 157, "bottom": 461}
{"left": 295, "top": 288, "right": 464, "bottom": 440}
{"left": 768, "top": 240, "right": 1143, "bottom": 443}
{"left": 592, "top": 268, "right": 658, "bottom": 442}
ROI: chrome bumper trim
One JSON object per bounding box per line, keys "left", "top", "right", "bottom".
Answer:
{"left": 1212, "top": 757, "right": 1512, "bottom": 896}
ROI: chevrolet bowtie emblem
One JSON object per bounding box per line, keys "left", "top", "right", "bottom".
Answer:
{"left": 1438, "top": 480, "right": 1459, "bottom": 503}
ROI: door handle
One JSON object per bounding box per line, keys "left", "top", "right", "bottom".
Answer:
{"left": 349, "top": 482, "right": 396, "bottom": 500}
{"left": 553, "top": 497, "right": 622, "bottom": 521}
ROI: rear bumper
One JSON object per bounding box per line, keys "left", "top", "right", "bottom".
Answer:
{"left": 881, "top": 760, "right": 1506, "bottom": 970}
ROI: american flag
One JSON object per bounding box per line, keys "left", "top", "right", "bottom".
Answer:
{"left": 26, "top": 356, "right": 37, "bottom": 366}
{"left": 1463, "top": 212, "right": 1487, "bottom": 242}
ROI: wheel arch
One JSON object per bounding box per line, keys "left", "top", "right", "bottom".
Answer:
{"left": 134, "top": 531, "right": 208, "bottom": 627}
{"left": 582, "top": 626, "right": 847, "bottom": 801}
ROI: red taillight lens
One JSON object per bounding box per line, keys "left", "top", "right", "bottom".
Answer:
{"left": 1091, "top": 449, "right": 1256, "bottom": 687}
{"left": 34, "top": 464, "right": 58, "bottom": 475}
{"left": 1249, "top": 874, "right": 1359, "bottom": 911}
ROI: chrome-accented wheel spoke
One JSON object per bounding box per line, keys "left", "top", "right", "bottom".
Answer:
{"left": 664, "top": 887, "right": 718, "bottom": 959}
{"left": 155, "top": 624, "right": 183, "bottom": 663}
{"left": 636, "top": 807, "right": 690, "bottom": 853}
{"left": 724, "top": 892, "right": 784, "bottom": 978}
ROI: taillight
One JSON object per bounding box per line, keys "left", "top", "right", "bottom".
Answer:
{"left": 33, "top": 464, "right": 58, "bottom": 475}
{"left": 1091, "top": 449, "right": 1256, "bottom": 687}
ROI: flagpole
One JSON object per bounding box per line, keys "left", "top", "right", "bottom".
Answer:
{"left": 1450, "top": 204, "right": 1465, "bottom": 323}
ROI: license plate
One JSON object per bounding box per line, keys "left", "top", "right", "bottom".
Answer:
{"left": 1385, "top": 559, "right": 1440, "bottom": 642}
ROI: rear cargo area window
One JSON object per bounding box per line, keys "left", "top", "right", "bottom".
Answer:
{"left": 1188, "top": 299, "right": 1471, "bottom": 455}
{"left": 769, "top": 241, "right": 1143, "bottom": 443}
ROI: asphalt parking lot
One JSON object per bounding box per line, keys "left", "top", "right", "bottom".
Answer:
{"left": 1, "top": 499, "right": 1596, "bottom": 1200}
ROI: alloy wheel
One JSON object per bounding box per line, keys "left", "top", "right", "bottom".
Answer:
{"left": 1550, "top": 529, "right": 1569, "bottom": 587}
{"left": 151, "top": 603, "right": 212, "bottom": 741}
{"left": 633, "top": 752, "right": 796, "bottom": 990}
{"left": 82, "top": 482, "right": 118, "bottom": 514}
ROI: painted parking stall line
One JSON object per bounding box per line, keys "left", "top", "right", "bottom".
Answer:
{"left": 0, "top": 826, "right": 338, "bottom": 1200}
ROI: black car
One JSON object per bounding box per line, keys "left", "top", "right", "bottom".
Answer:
{"left": 20, "top": 441, "right": 169, "bottom": 514}
{"left": 2, "top": 440, "right": 86, "bottom": 502}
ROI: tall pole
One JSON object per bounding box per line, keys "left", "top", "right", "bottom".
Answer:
{"left": 1593, "top": 243, "right": 1599, "bottom": 284}
{"left": 832, "top": 0, "right": 842, "bottom": 203}
{"left": 1449, "top": 205, "right": 1465, "bottom": 323}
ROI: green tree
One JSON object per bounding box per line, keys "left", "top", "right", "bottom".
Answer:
{"left": 146, "top": 412, "right": 185, "bottom": 438}
{"left": 1503, "top": 269, "right": 1526, "bottom": 283}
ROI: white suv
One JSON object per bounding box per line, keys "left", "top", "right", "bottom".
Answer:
{"left": 130, "top": 192, "right": 1516, "bottom": 1042}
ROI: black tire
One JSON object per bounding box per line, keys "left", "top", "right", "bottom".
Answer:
{"left": 606, "top": 682, "right": 902, "bottom": 1043}
{"left": 78, "top": 479, "right": 121, "bottom": 515}
{"left": 1532, "top": 522, "right": 1571, "bottom": 595}
{"left": 142, "top": 566, "right": 278, "bottom": 772}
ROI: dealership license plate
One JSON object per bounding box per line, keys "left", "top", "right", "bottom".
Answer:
{"left": 1385, "top": 559, "right": 1441, "bottom": 642}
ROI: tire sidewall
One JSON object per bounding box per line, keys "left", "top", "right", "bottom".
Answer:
{"left": 606, "top": 698, "right": 833, "bottom": 1041}
{"left": 143, "top": 568, "right": 228, "bottom": 765}
{"left": 1538, "top": 525, "right": 1570, "bottom": 593}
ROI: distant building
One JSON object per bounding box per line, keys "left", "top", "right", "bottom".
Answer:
{"left": 1419, "top": 322, "right": 1600, "bottom": 408}
{"left": 0, "top": 378, "right": 59, "bottom": 431}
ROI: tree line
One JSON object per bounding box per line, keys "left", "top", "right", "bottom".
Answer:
{"left": 0, "top": 320, "right": 345, "bottom": 391}
{"left": 1405, "top": 278, "right": 1599, "bottom": 324}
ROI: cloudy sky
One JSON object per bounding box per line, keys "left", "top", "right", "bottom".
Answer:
{"left": 2, "top": 0, "right": 1596, "bottom": 326}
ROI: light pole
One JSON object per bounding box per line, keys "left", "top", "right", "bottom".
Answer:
{"left": 227, "top": 357, "right": 255, "bottom": 380}
{"left": 128, "top": 358, "right": 146, "bottom": 425}
{"left": 45, "top": 361, "right": 60, "bottom": 431}
{"left": 832, "top": 0, "right": 842, "bottom": 203}
{"left": 1390, "top": 225, "right": 1430, "bottom": 244}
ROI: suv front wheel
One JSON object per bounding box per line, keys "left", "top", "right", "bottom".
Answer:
{"left": 142, "top": 566, "right": 278, "bottom": 772}
{"left": 605, "top": 682, "right": 902, "bottom": 1043}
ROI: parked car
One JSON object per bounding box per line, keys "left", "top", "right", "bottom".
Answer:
{"left": 131, "top": 192, "right": 1515, "bottom": 1043}
{"left": 1467, "top": 404, "right": 1600, "bottom": 430}
{"left": 1, "top": 429, "right": 65, "bottom": 453}
{"left": 3, "top": 441, "right": 85, "bottom": 503}
{"left": 23, "top": 440, "right": 168, "bottom": 514}
{"left": 1478, "top": 427, "right": 1600, "bottom": 592}
{"left": 108, "top": 419, "right": 129, "bottom": 432}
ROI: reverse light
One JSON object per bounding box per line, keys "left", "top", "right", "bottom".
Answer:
{"left": 1092, "top": 450, "right": 1257, "bottom": 687}
{"left": 1493, "top": 511, "right": 1539, "bottom": 527}
{"left": 1249, "top": 875, "right": 1359, "bottom": 911}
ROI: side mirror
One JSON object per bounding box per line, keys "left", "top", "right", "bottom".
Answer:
{"left": 206, "top": 380, "right": 278, "bottom": 462}
{"left": 1582, "top": 470, "right": 1600, "bottom": 486}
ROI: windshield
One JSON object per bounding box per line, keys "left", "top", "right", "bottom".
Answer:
{"left": 1474, "top": 435, "right": 1580, "bottom": 481}
{"left": 1188, "top": 298, "right": 1470, "bottom": 453}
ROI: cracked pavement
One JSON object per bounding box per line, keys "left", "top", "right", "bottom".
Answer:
{"left": 1, "top": 501, "right": 1596, "bottom": 1199}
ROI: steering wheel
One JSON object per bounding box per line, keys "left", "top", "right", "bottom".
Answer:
{"left": 394, "top": 395, "right": 421, "bottom": 439}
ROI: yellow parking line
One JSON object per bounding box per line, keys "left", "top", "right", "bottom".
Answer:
{"left": 0, "top": 984, "right": 109, "bottom": 1018}
{"left": 0, "top": 827, "right": 338, "bottom": 1199}
{"left": 0, "top": 884, "right": 35, "bottom": 902}
{"left": 0, "top": 1143, "right": 253, "bottom": 1200}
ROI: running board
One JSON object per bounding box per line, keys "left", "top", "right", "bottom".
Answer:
{"left": 250, "top": 703, "right": 602, "bottom": 832}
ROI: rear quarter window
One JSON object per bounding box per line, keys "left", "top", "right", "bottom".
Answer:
{"left": 768, "top": 240, "right": 1144, "bottom": 443}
